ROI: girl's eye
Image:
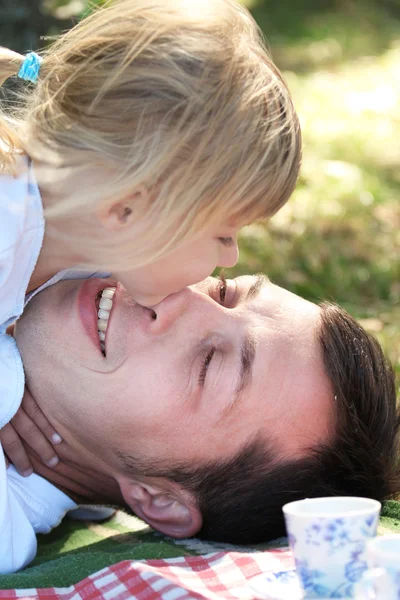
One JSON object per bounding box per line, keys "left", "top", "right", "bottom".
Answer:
{"left": 218, "top": 237, "right": 234, "bottom": 247}
{"left": 198, "top": 347, "right": 215, "bottom": 386}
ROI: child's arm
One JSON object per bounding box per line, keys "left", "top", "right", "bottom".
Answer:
{"left": 0, "top": 388, "right": 61, "bottom": 476}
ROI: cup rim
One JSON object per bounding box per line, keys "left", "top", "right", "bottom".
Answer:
{"left": 367, "top": 534, "right": 400, "bottom": 557}
{"left": 282, "top": 496, "right": 381, "bottom": 517}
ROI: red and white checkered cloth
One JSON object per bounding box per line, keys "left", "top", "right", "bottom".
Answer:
{"left": 0, "top": 550, "right": 295, "bottom": 600}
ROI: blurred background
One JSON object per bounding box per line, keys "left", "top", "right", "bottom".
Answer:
{"left": 1, "top": 0, "right": 399, "bottom": 377}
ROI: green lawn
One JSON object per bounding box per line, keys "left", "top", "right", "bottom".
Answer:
{"left": 226, "top": 0, "right": 399, "bottom": 378}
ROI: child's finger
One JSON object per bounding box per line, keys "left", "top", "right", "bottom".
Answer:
{"left": 10, "top": 410, "right": 59, "bottom": 468}
{"left": 21, "top": 389, "right": 62, "bottom": 445}
{"left": 0, "top": 423, "right": 33, "bottom": 476}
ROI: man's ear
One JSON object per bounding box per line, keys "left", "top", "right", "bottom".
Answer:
{"left": 118, "top": 475, "right": 202, "bottom": 539}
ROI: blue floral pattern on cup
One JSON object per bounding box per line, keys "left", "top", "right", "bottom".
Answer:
{"left": 294, "top": 547, "right": 367, "bottom": 598}
{"left": 285, "top": 511, "right": 379, "bottom": 598}
{"left": 304, "top": 516, "right": 376, "bottom": 553}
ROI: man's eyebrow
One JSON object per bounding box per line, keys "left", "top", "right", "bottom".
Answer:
{"left": 220, "top": 330, "right": 257, "bottom": 420}
{"left": 219, "top": 275, "right": 267, "bottom": 419}
{"left": 235, "top": 274, "right": 269, "bottom": 394}
{"left": 236, "top": 331, "right": 257, "bottom": 394}
{"left": 245, "top": 273, "right": 269, "bottom": 302}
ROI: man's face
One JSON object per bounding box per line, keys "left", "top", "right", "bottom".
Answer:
{"left": 16, "top": 275, "right": 333, "bottom": 469}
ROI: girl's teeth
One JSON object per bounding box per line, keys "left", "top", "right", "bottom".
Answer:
{"left": 97, "top": 287, "right": 116, "bottom": 353}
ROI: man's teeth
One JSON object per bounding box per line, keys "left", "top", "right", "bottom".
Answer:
{"left": 97, "top": 287, "right": 115, "bottom": 353}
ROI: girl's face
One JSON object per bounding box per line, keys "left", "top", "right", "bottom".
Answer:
{"left": 113, "top": 225, "right": 239, "bottom": 307}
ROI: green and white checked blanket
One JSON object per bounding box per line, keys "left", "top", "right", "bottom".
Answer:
{"left": 0, "top": 500, "right": 399, "bottom": 590}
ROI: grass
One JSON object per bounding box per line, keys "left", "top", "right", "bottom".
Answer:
{"left": 221, "top": 0, "right": 400, "bottom": 379}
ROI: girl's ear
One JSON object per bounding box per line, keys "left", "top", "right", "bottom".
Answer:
{"left": 97, "top": 187, "right": 150, "bottom": 232}
{"left": 104, "top": 200, "right": 134, "bottom": 230}
{"left": 118, "top": 475, "right": 203, "bottom": 539}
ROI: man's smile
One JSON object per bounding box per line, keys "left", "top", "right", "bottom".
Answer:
{"left": 77, "top": 278, "right": 118, "bottom": 357}
{"left": 96, "top": 287, "right": 116, "bottom": 355}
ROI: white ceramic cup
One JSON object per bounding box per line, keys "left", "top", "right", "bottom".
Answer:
{"left": 354, "top": 535, "right": 400, "bottom": 599}
{"left": 283, "top": 497, "right": 381, "bottom": 598}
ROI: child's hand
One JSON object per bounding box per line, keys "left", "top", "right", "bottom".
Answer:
{"left": 0, "top": 388, "right": 62, "bottom": 476}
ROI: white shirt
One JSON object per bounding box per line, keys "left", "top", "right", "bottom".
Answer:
{"left": 0, "top": 157, "right": 110, "bottom": 573}
{"left": 0, "top": 156, "right": 44, "bottom": 428}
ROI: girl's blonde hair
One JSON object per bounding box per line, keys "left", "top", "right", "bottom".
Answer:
{"left": 0, "top": 0, "right": 301, "bottom": 270}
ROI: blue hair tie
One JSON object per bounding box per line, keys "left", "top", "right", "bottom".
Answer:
{"left": 18, "top": 52, "right": 43, "bottom": 83}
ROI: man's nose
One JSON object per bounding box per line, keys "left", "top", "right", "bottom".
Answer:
{"left": 217, "top": 242, "right": 239, "bottom": 269}
{"left": 149, "top": 287, "right": 193, "bottom": 335}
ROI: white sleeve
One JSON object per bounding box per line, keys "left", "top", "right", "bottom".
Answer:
{"left": 0, "top": 161, "right": 45, "bottom": 331}
{"left": 0, "top": 181, "right": 25, "bottom": 330}
{"left": 0, "top": 446, "right": 37, "bottom": 574}
{"left": 0, "top": 330, "right": 34, "bottom": 573}
{"left": 0, "top": 334, "right": 25, "bottom": 430}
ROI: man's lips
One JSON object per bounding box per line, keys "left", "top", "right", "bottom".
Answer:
{"left": 77, "top": 278, "right": 117, "bottom": 355}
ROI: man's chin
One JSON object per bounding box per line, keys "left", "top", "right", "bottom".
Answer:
{"left": 14, "top": 283, "right": 63, "bottom": 370}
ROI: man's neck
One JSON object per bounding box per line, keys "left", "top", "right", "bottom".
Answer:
{"left": 26, "top": 443, "right": 126, "bottom": 507}
{"left": 19, "top": 386, "right": 126, "bottom": 507}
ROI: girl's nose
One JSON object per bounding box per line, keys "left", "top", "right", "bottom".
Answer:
{"left": 217, "top": 242, "right": 239, "bottom": 269}
{"left": 149, "top": 287, "right": 192, "bottom": 334}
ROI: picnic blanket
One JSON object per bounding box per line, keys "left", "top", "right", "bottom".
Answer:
{"left": 0, "top": 500, "right": 399, "bottom": 597}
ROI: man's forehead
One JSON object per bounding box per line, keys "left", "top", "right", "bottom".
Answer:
{"left": 248, "top": 288, "right": 330, "bottom": 455}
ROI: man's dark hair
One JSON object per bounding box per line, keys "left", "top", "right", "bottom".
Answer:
{"left": 127, "top": 303, "right": 400, "bottom": 544}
